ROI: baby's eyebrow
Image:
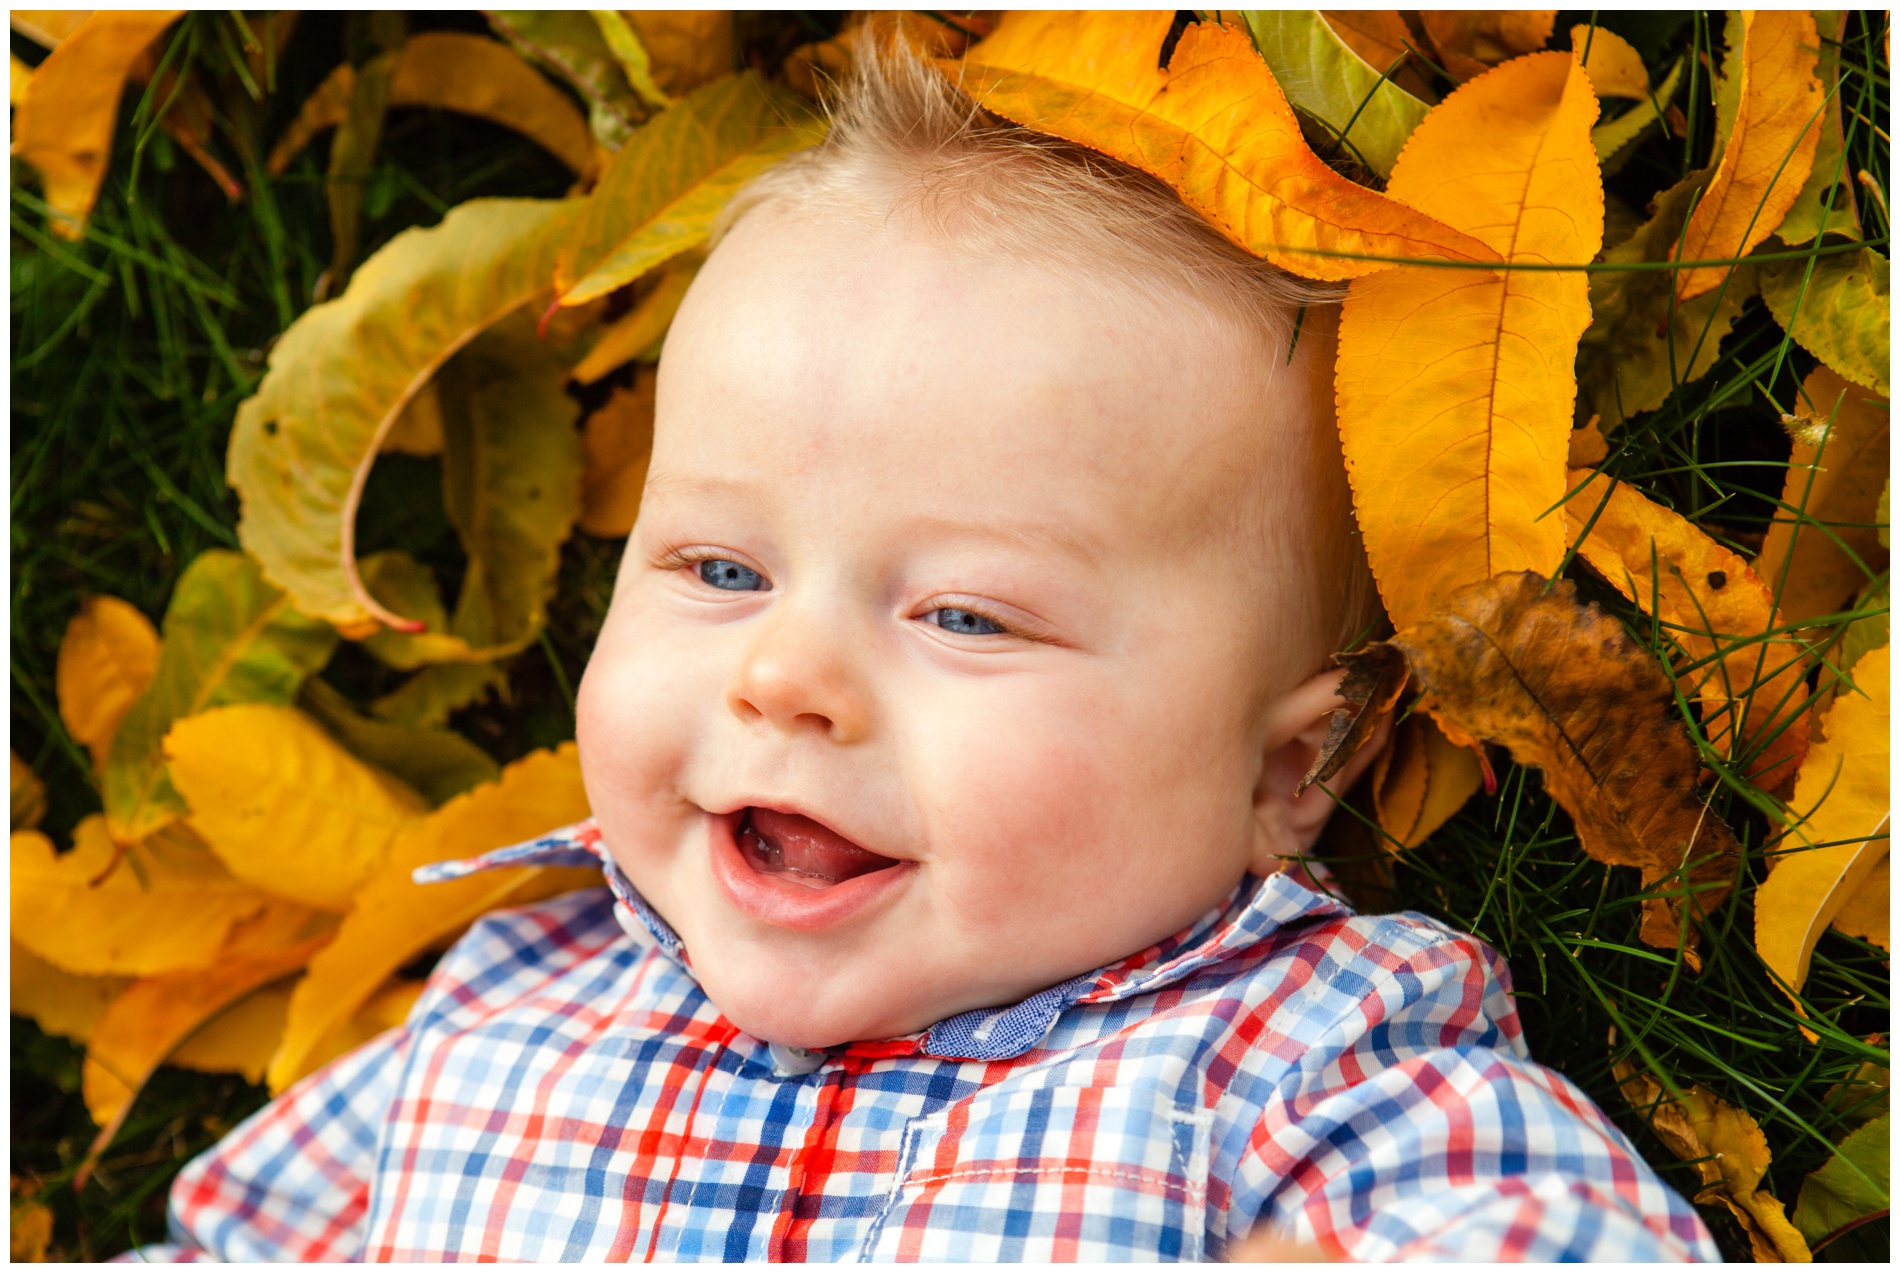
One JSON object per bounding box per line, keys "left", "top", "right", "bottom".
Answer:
{"left": 899, "top": 513, "right": 1103, "bottom": 567}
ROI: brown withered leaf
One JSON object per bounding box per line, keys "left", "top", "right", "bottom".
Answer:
{"left": 1388, "top": 572, "right": 1741, "bottom": 951}
{"left": 1297, "top": 644, "right": 1408, "bottom": 795}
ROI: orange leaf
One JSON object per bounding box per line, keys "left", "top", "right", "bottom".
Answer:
{"left": 1337, "top": 50, "right": 1601, "bottom": 628}
{"left": 1570, "top": 24, "right": 1651, "bottom": 100}
{"left": 56, "top": 596, "right": 159, "bottom": 770}
{"left": 1417, "top": 11, "right": 1556, "bottom": 81}
{"left": 1565, "top": 469, "right": 1810, "bottom": 793}
{"left": 1755, "top": 367, "right": 1891, "bottom": 625}
{"left": 624, "top": 10, "right": 735, "bottom": 97}
{"left": 9, "top": 10, "right": 185, "bottom": 236}
{"left": 954, "top": 12, "right": 1497, "bottom": 281}
{"left": 1373, "top": 713, "right": 1485, "bottom": 849}
{"left": 1674, "top": 11, "right": 1823, "bottom": 303}
{"left": 570, "top": 255, "right": 699, "bottom": 385}
{"left": 579, "top": 373, "right": 657, "bottom": 538}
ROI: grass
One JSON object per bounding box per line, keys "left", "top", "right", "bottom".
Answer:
{"left": 10, "top": 9, "right": 1890, "bottom": 1262}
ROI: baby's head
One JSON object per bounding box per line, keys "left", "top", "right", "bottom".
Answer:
{"left": 575, "top": 51, "right": 1379, "bottom": 1048}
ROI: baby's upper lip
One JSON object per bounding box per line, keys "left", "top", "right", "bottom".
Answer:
{"left": 708, "top": 798, "right": 907, "bottom": 862}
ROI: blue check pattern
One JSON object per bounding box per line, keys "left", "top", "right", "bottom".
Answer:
{"left": 133, "top": 820, "right": 1717, "bottom": 1261}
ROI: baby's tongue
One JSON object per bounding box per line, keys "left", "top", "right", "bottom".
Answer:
{"left": 741, "top": 808, "right": 895, "bottom": 889}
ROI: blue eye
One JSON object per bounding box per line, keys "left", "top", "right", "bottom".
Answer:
{"left": 697, "top": 559, "right": 766, "bottom": 591}
{"left": 930, "top": 607, "right": 1006, "bottom": 636}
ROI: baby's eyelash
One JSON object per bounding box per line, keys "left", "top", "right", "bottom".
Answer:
{"left": 653, "top": 544, "right": 734, "bottom": 572}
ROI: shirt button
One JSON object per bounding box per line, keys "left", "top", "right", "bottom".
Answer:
{"left": 768, "top": 1042, "right": 826, "bottom": 1077}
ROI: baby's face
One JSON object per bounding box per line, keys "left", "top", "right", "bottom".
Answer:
{"left": 577, "top": 207, "right": 1332, "bottom": 1048}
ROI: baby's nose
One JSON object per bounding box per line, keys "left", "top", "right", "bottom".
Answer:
{"left": 725, "top": 609, "right": 872, "bottom": 744}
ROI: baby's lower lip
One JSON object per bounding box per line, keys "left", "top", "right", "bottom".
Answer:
{"left": 709, "top": 808, "right": 911, "bottom": 931}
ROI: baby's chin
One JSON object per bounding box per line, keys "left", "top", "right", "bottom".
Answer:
{"left": 695, "top": 962, "right": 940, "bottom": 1051}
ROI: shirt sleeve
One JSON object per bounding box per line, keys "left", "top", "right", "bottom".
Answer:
{"left": 1243, "top": 920, "right": 1721, "bottom": 1262}
{"left": 118, "top": 1027, "right": 408, "bottom": 1263}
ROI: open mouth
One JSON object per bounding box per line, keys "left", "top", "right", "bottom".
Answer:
{"left": 736, "top": 807, "right": 900, "bottom": 890}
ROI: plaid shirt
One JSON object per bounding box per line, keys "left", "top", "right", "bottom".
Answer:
{"left": 132, "top": 819, "right": 1716, "bottom": 1262}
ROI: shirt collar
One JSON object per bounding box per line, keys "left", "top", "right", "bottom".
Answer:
{"left": 416, "top": 818, "right": 1353, "bottom": 1063}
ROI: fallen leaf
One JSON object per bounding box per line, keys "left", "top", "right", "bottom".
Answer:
{"left": 102, "top": 550, "right": 337, "bottom": 846}
{"left": 1756, "top": 367, "right": 1891, "bottom": 624}
{"left": 297, "top": 679, "right": 498, "bottom": 807}
{"left": 1336, "top": 51, "right": 1600, "bottom": 628}
{"left": 267, "top": 32, "right": 595, "bottom": 177}
{"left": 9, "top": 10, "right": 185, "bottom": 236}
{"left": 555, "top": 72, "right": 823, "bottom": 306}
{"left": 227, "top": 197, "right": 581, "bottom": 629}
{"left": 570, "top": 254, "right": 699, "bottom": 384}
{"left": 11, "top": 753, "right": 46, "bottom": 832}
{"left": 1577, "top": 171, "right": 1756, "bottom": 431}
{"left": 10, "top": 940, "right": 130, "bottom": 1043}
{"left": 623, "top": 10, "right": 734, "bottom": 98}
{"left": 168, "top": 981, "right": 295, "bottom": 1081}
{"left": 294, "top": 977, "right": 427, "bottom": 1080}
{"left": 1675, "top": 11, "right": 1823, "bottom": 303}
{"left": 9, "top": 11, "right": 94, "bottom": 47}
{"left": 955, "top": 13, "right": 1496, "bottom": 282}
{"left": 784, "top": 10, "right": 991, "bottom": 101}
{"left": 485, "top": 9, "right": 647, "bottom": 149}
{"left": 1416, "top": 11, "right": 1555, "bottom": 81}
{"left": 1592, "top": 57, "right": 1685, "bottom": 166}
{"left": 1830, "top": 852, "right": 1889, "bottom": 950}
{"left": 1756, "top": 645, "right": 1889, "bottom": 997}
{"left": 592, "top": 10, "right": 671, "bottom": 111}
{"left": 1315, "top": 11, "right": 1438, "bottom": 101}
{"left": 1298, "top": 644, "right": 1408, "bottom": 793}
{"left": 1776, "top": 12, "right": 1861, "bottom": 246}
{"left": 371, "top": 661, "right": 508, "bottom": 730}
{"left": 56, "top": 595, "right": 160, "bottom": 770}
{"left": 1571, "top": 24, "right": 1650, "bottom": 99}
{"left": 165, "top": 704, "right": 428, "bottom": 911}
{"left": 1243, "top": 10, "right": 1430, "bottom": 176}
{"left": 1793, "top": 1113, "right": 1891, "bottom": 1252}
{"left": 379, "top": 379, "right": 445, "bottom": 457}
{"left": 1389, "top": 572, "right": 1741, "bottom": 950}
{"left": 1760, "top": 245, "right": 1891, "bottom": 399}
{"left": 1568, "top": 414, "right": 1611, "bottom": 467}
{"left": 10, "top": 1178, "right": 52, "bottom": 1263}
{"left": 1615, "top": 1062, "right": 1813, "bottom": 1261}
{"left": 579, "top": 373, "right": 657, "bottom": 538}
{"left": 11, "top": 817, "right": 270, "bottom": 977}
{"left": 269, "top": 744, "right": 597, "bottom": 1091}
{"left": 1565, "top": 469, "right": 1810, "bottom": 792}
{"left": 81, "top": 936, "right": 328, "bottom": 1133}
{"left": 9, "top": 52, "right": 30, "bottom": 107}
{"left": 1373, "top": 713, "right": 1485, "bottom": 849}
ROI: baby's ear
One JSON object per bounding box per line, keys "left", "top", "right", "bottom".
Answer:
{"left": 1248, "top": 668, "right": 1389, "bottom": 877}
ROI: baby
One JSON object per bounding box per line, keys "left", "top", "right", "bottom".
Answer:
{"left": 141, "top": 54, "right": 1717, "bottom": 1262}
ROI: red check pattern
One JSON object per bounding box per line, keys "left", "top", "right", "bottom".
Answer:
{"left": 128, "top": 820, "right": 1718, "bottom": 1262}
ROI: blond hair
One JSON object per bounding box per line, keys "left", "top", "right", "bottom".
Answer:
{"left": 717, "top": 44, "right": 1383, "bottom": 669}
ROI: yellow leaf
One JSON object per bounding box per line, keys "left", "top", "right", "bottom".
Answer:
{"left": 1760, "top": 243, "right": 1891, "bottom": 399}
{"left": 294, "top": 977, "right": 427, "bottom": 1080}
{"left": 81, "top": 936, "right": 327, "bottom": 1134}
{"left": 570, "top": 254, "right": 699, "bottom": 384}
{"left": 484, "top": 9, "right": 649, "bottom": 149}
{"left": 267, "top": 32, "right": 594, "bottom": 177}
{"left": 1831, "top": 852, "right": 1889, "bottom": 950}
{"left": 371, "top": 661, "right": 508, "bottom": 730}
{"left": 555, "top": 72, "right": 823, "bottom": 306}
{"left": 101, "top": 551, "right": 336, "bottom": 846}
{"left": 269, "top": 744, "right": 596, "bottom": 1091}
{"left": 1756, "top": 367, "right": 1891, "bottom": 624}
{"left": 1592, "top": 57, "right": 1684, "bottom": 166}
{"left": 1675, "top": 11, "right": 1824, "bottom": 303}
{"left": 1614, "top": 1063, "right": 1813, "bottom": 1262}
{"left": 1571, "top": 24, "right": 1650, "bottom": 99}
{"left": 9, "top": 52, "right": 31, "bottom": 107}
{"left": 10, "top": 940, "right": 129, "bottom": 1043}
{"left": 11, "top": 752, "right": 46, "bottom": 832}
{"left": 11, "top": 817, "right": 270, "bottom": 977}
{"left": 579, "top": 374, "right": 656, "bottom": 537}
{"left": 228, "top": 198, "right": 580, "bottom": 629}
{"left": 10, "top": 1177, "right": 53, "bottom": 1263}
{"left": 168, "top": 981, "right": 294, "bottom": 1082}
{"left": 8, "top": 10, "right": 183, "bottom": 236}
{"left": 9, "top": 12, "right": 94, "bottom": 48}
{"left": 1337, "top": 51, "right": 1601, "bottom": 629}
{"left": 1416, "top": 12, "right": 1556, "bottom": 80}
{"left": 592, "top": 10, "right": 672, "bottom": 111}
{"left": 955, "top": 13, "right": 1497, "bottom": 282}
{"left": 297, "top": 679, "right": 499, "bottom": 807}
{"left": 379, "top": 380, "right": 446, "bottom": 457}
{"left": 1372, "top": 713, "right": 1484, "bottom": 849}
{"left": 1565, "top": 470, "right": 1811, "bottom": 793}
{"left": 1756, "top": 645, "right": 1890, "bottom": 997}
{"left": 623, "top": 10, "right": 733, "bottom": 97}
{"left": 165, "top": 704, "right": 428, "bottom": 911}
{"left": 1778, "top": 12, "right": 1860, "bottom": 246}
{"left": 56, "top": 595, "right": 159, "bottom": 770}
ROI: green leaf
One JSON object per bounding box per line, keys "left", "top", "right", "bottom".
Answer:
{"left": 591, "top": 9, "right": 669, "bottom": 111}
{"left": 371, "top": 662, "right": 508, "bottom": 730}
{"left": 1592, "top": 57, "right": 1685, "bottom": 169}
{"left": 1761, "top": 245, "right": 1891, "bottom": 397}
{"left": 1577, "top": 171, "right": 1756, "bottom": 430}
{"left": 486, "top": 9, "right": 646, "bottom": 148}
{"left": 1793, "top": 1113, "right": 1891, "bottom": 1247}
{"left": 103, "top": 551, "right": 337, "bottom": 844}
{"left": 227, "top": 197, "right": 582, "bottom": 630}
{"left": 555, "top": 71, "right": 824, "bottom": 307}
{"left": 1240, "top": 10, "right": 1428, "bottom": 178}
{"left": 297, "top": 679, "right": 498, "bottom": 807}
{"left": 356, "top": 315, "right": 582, "bottom": 667}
